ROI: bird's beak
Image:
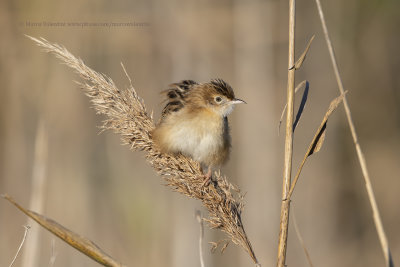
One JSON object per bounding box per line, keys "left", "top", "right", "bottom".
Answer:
{"left": 231, "top": 98, "right": 246, "bottom": 104}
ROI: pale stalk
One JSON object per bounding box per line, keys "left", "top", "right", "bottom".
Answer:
{"left": 314, "top": 1, "right": 393, "bottom": 266}
{"left": 276, "top": 0, "right": 296, "bottom": 266}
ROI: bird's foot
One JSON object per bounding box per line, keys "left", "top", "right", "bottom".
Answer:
{"left": 200, "top": 167, "right": 212, "bottom": 187}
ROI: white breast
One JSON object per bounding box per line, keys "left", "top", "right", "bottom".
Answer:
{"left": 164, "top": 112, "right": 223, "bottom": 163}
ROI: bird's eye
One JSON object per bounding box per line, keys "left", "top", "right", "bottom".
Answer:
{"left": 215, "top": 96, "right": 222, "bottom": 103}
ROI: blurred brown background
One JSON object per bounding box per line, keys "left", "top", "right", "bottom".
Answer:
{"left": 1, "top": 0, "right": 399, "bottom": 266}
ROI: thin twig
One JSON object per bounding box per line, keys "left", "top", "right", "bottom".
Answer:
{"left": 276, "top": 0, "right": 296, "bottom": 266}
{"left": 195, "top": 210, "right": 205, "bottom": 267}
{"left": 120, "top": 62, "right": 133, "bottom": 87}
{"left": 292, "top": 207, "right": 314, "bottom": 267}
{"left": 314, "top": 1, "right": 393, "bottom": 266}
{"left": 9, "top": 225, "right": 30, "bottom": 267}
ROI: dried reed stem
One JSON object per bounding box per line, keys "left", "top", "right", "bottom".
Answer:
{"left": 314, "top": 2, "right": 394, "bottom": 266}
{"left": 26, "top": 35, "right": 258, "bottom": 265}
{"left": 276, "top": 0, "right": 296, "bottom": 266}
{"left": 196, "top": 211, "right": 205, "bottom": 267}
{"left": 22, "top": 119, "right": 48, "bottom": 267}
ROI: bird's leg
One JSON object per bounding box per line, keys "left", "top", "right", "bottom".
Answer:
{"left": 201, "top": 166, "right": 212, "bottom": 187}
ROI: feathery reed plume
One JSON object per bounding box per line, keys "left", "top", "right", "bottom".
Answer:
{"left": 26, "top": 36, "right": 258, "bottom": 265}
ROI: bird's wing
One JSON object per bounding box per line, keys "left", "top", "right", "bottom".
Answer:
{"left": 159, "top": 80, "right": 198, "bottom": 121}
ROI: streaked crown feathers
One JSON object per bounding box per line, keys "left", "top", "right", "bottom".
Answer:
{"left": 160, "top": 79, "right": 236, "bottom": 120}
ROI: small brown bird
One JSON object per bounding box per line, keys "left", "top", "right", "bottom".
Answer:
{"left": 152, "top": 79, "right": 245, "bottom": 185}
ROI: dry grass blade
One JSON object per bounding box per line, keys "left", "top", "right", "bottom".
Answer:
{"left": 26, "top": 35, "right": 259, "bottom": 265}
{"left": 291, "top": 35, "right": 315, "bottom": 70}
{"left": 278, "top": 80, "right": 308, "bottom": 135}
{"left": 293, "top": 81, "right": 309, "bottom": 132}
{"left": 2, "top": 194, "right": 125, "bottom": 267}
{"left": 286, "top": 92, "right": 346, "bottom": 200}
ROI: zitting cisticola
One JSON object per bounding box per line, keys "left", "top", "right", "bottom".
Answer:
{"left": 152, "top": 79, "right": 245, "bottom": 185}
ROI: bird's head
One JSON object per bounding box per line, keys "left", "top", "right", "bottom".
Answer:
{"left": 195, "top": 79, "right": 246, "bottom": 117}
